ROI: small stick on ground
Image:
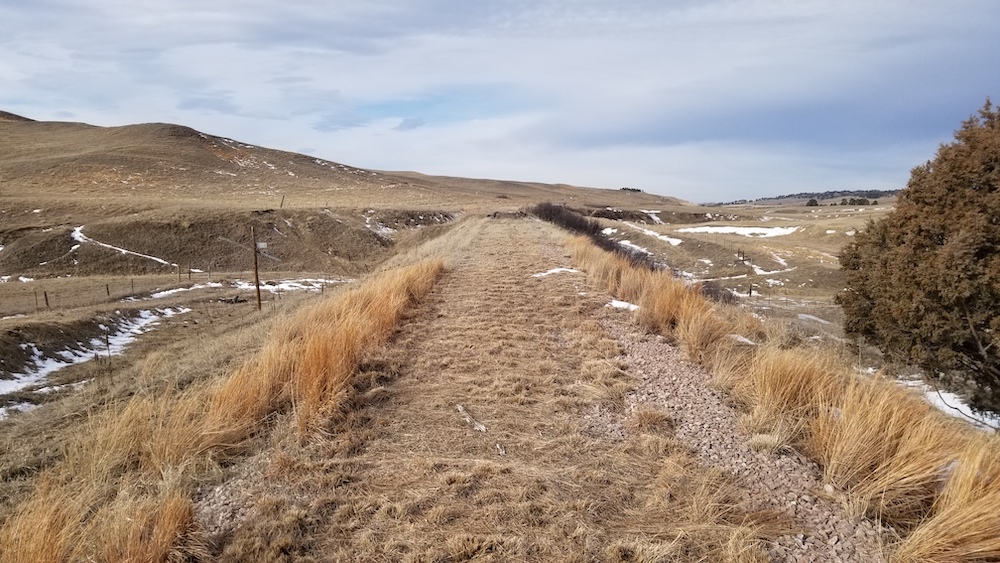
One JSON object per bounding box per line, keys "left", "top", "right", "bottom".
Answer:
{"left": 456, "top": 404, "right": 487, "bottom": 432}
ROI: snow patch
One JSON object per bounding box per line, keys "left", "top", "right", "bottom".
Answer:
{"left": 72, "top": 226, "right": 177, "bottom": 267}
{"left": 233, "top": 278, "right": 350, "bottom": 293}
{"left": 898, "top": 379, "right": 1000, "bottom": 430}
{"left": 18, "top": 276, "right": 34, "bottom": 283}
{"left": 0, "top": 402, "right": 38, "bottom": 420}
{"left": 532, "top": 268, "right": 579, "bottom": 278}
{"left": 618, "top": 240, "right": 651, "bottom": 255}
{"left": 623, "top": 222, "right": 682, "bottom": 246}
{"left": 150, "top": 282, "right": 225, "bottom": 299}
{"left": 0, "top": 308, "right": 190, "bottom": 396}
{"left": 601, "top": 227, "right": 618, "bottom": 235}
{"left": 640, "top": 210, "right": 663, "bottom": 224}
{"left": 607, "top": 300, "right": 639, "bottom": 311}
{"left": 677, "top": 225, "right": 799, "bottom": 237}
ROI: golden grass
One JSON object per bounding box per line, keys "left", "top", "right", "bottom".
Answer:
{"left": 566, "top": 235, "right": 1000, "bottom": 560}
{"left": 734, "top": 347, "right": 847, "bottom": 437}
{"left": 892, "top": 434, "right": 1000, "bottom": 562}
{"left": 0, "top": 258, "right": 444, "bottom": 563}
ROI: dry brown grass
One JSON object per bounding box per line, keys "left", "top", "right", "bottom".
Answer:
{"left": 0, "top": 258, "right": 444, "bottom": 563}
{"left": 566, "top": 235, "right": 1000, "bottom": 561}
{"left": 892, "top": 434, "right": 1000, "bottom": 562}
{"left": 209, "top": 258, "right": 444, "bottom": 434}
{"left": 734, "top": 346, "right": 847, "bottom": 438}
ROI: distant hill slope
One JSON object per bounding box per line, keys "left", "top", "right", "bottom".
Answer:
{"left": 0, "top": 111, "right": 33, "bottom": 122}
{"left": 0, "top": 112, "right": 683, "bottom": 210}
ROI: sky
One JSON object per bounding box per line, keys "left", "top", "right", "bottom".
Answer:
{"left": 2, "top": 1, "right": 998, "bottom": 203}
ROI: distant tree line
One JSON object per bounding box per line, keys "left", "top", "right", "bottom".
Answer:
{"left": 806, "top": 197, "right": 879, "bottom": 206}
{"left": 620, "top": 187, "right": 643, "bottom": 193}
{"left": 710, "top": 189, "right": 899, "bottom": 206}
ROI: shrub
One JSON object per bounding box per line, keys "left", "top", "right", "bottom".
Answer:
{"left": 838, "top": 100, "right": 1000, "bottom": 413}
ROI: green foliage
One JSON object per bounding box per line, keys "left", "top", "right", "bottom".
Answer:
{"left": 838, "top": 100, "right": 1000, "bottom": 413}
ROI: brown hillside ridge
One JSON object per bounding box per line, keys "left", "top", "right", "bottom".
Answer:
{"left": 0, "top": 112, "right": 684, "bottom": 211}
{"left": 0, "top": 111, "right": 33, "bottom": 123}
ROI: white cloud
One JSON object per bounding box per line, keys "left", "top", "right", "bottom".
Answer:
{"left": 1, "top": 0, "right": 998, "bottom": 201}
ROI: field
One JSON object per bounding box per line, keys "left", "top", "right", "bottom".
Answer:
{"left": 2, "top": 114, "right": 998, "bottom": 562}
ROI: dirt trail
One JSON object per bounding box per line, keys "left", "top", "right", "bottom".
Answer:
{"left": 198, "top": 219, "right": 881, "bottom": 561}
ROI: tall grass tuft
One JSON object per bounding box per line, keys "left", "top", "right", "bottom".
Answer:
{"left": 892, "top": 434, "right": 1000, "bottom": 562}
{"left": 733, "top": 347, "right": 846, "bottom": 438}
{"left": 207, "top": 258, "right": 444, "bottom": 434}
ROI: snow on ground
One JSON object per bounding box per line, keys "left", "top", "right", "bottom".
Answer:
{"left": 797, "top": 314, "right": 831, "bottom": 324}
{"left": 623, "top": 222, "right": 682, "bottom": 246}
{"left": 608, "top": 299, "right": 639, "bottom": 311}
{"left": 135, "top": 278, "right": 350, "bottom": 301}
{"left": 0, "top": 307, "right": 190, "bottom": 398}
{"left": 72, "top": 226, "right": 177, "bottom": 267}
{"left": 752, "top": 264, "right": 795, "bottom": 276}
{"left": 532, "top": 268, "right": 579, "bottom": 278}
{"left": 0, "top": 276, "right": 9, "bottom": 283}
{"left": 770, "top": 252, "right": 788, "bottom": 268}
{"left": 602, "top": 227, "right": 618, "bottom": 235}
{"left": 826, "top": 230, "right": 837, "bottom": 234}
{"left": 698, "top": 259, "right": 713, "bottom": 265}
{"left": 899, "top": 379, "right": 1000, "bottom": 430}
{"left": 363, "top": 211, "right": 396, "bottom": 237}
{"left": 729, "top": 334, "right": 757, "bottom": 346}
{"left": 150, "top": 282, "right": 226, "bottom": 299}
{"left": 618, "top": 240, "right": 651, "bottom": 255}
{"left": 640, "top": 210, "right": 663, "bottom": 224}
{"left": 845, "top": 230, "right": 857, "bottom": 236}
{"left": 677, "top": 225, "right": 799, "bottom": 237}
{"left": 233, "top": 278, "right": 350, "bottom": 293}
{"left": 0, "top": 402, "right": 38, "bottom": 421}
{"left": 700, "top": 274, "right": 748, "bottom": 282}
{"left": 17, "top": 276, "right": 34, "bottom": 283}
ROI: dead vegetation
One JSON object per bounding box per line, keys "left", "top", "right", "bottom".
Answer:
{"left": 568, "top": 234, "right": 1000, "bottom": 562}
{"left": 0, "top": 258, "right": 444, "bottom": 562}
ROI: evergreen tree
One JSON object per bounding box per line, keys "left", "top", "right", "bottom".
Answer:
{"left": 838, "top": 100, "right": 1000, "bottom": 412}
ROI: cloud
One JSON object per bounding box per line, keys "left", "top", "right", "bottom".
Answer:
{"left": 177, "top": 93, "right": 241, "bottom": 115}
{"left": 1, "top": 0, "right": 998, "bottom": 201}
{"left": 394, "top": 118, "right": 425, "bottom": 131}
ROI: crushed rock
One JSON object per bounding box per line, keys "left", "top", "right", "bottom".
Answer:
{"left": 600, "top": 316, "right": 892, "bottom": 563}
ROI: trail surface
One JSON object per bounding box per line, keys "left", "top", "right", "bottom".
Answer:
{"left": 196, "top": 219, "right": 885, "bottom": 562}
